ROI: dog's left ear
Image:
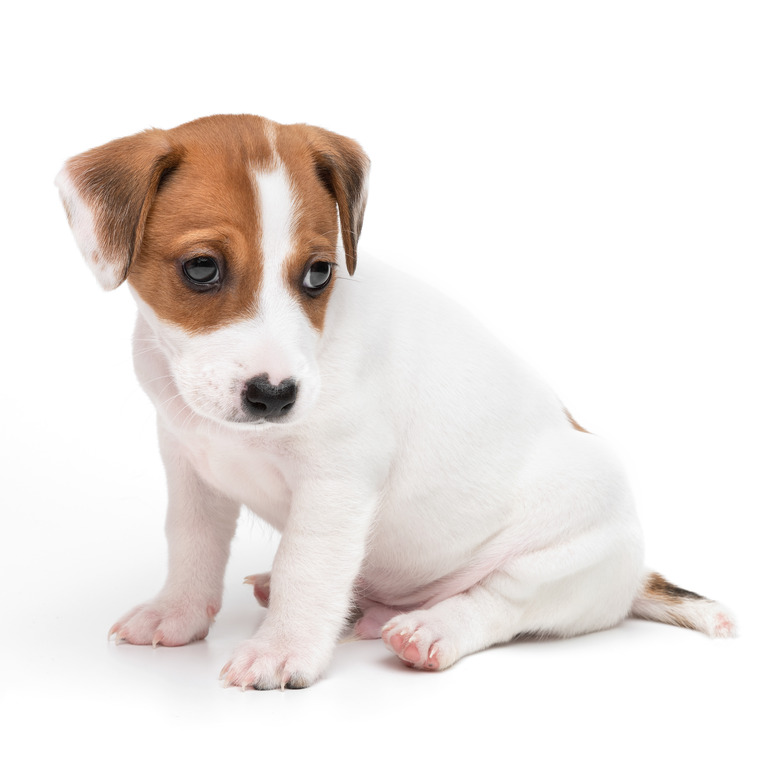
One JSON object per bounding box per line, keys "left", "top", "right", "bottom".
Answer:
{"left": 301, "top": 126, "right": 370, "bottom": 276}
{"left": 56, "top": 129, "right": 179, "bottom": 290}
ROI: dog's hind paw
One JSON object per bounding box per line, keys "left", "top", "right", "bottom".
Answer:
{"left": 243, "top": 572, "right": 272, "bottom": 608}
{"left": 381, "top": 612, "right": 459, "bottom": 671}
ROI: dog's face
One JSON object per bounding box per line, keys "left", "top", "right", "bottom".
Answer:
{"left": 57, "top": 116, "right": 369, "bottom": 427}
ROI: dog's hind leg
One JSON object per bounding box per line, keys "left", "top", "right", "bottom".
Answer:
{"left": 381, "top": 544, "right": 642, "bottom": 670}
{"left": 382, "top": 586, "right": 514, "bottom": 671}
{"left": 382, "top": 430, "right": 646, "bottom": 670}
{"left": 353, "top": 601, "right": 403, "bottom": 639}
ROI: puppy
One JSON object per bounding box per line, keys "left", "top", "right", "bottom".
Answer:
{"left": 56, "top": 114, "right": 735, "bottom": 689}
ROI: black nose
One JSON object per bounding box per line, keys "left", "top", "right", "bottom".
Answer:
{"left": 243, "top": 374, "right": 298, "bottom": 420}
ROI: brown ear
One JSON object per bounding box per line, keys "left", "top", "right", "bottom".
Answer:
{"left": 302, "top": 125, "right": 370, "bottom": 275}
{"left": 56, "top": 129, "right": 179, "bottom": 290}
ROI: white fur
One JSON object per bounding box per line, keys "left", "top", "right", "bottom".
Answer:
{"left": 120, "top": 226, "right": 647, "bottom": 687}
{"left": 256, "top": 165, "right": 298, "bottom": 278}
{"left": 55, "top": 168, "right": 124, "bottom": 290}
{"left": 85, "top": 149, "right": 725, "bottom": 690}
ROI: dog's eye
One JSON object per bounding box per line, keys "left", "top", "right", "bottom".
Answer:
{"left": 182, "top": 256, "right": 220, "bottom": 286}
{"left": 302, "top": 261, "right": 333, "bottom": 295}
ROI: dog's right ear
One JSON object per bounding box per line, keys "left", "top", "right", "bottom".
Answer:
{"left": 300, "top": 125, "right": 370, "bottom": 277}
{"left": 56, "top": 129, "right": 179, "bottom": 290}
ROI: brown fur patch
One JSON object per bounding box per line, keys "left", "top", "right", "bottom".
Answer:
{"left": 128, "top": 116, "right": 278, "bottom": 334}
{"left": 299, "top": 124, "right": 369, "bottom": 276}
{"left": 132, "top": 117, "right": 368, "bottom": 333}
{"left": 644, "top": 572, "right": 705, "bottom": 603}
{"left": 64, "top": 114, "right": 369, "bottom": 335}
{"left": 274, "top": 123, "right": 369, "bottom": 329}
{"left": 64, "top": 129, "right": 178, "bottom": 286}
{"left": 564, "top": 408, "right": 589, "bottom": 433}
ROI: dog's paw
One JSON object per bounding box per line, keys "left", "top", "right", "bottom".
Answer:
{"left": 381, "top": 611, "right": 459, "bottom": 671}
{"left": 243, "top": 572, "right": 272, "bottom": 608}
{"left": 220, "top": 632, "right": 329, "bottom": 690}
{"left": 109, "top": 598, "right": 218, "bottom": 647}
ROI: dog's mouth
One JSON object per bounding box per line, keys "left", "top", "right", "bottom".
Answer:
{"left": 185, "top": 405, "right": 296, "bottom": 431}
{"left": 180, "top": 388, "right": 301, "bottom": 431}
{"left": 239, "top": 413, "right": 294, "bottom": 427}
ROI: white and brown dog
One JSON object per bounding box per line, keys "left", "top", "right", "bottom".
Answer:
{"left": 56, "top": 114, "right": 735, "bottom": 690}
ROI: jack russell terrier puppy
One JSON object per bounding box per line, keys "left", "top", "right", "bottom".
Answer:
{"left": 56, "top": 114, "right": 735, "bottom": 690}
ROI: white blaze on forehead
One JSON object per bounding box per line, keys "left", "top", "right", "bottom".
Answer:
{"left": 251, "top": 162, "right": 316, "bottom": 386}
{"left": 255, "top": 164, "right": 300, "bottom": 292}
{"left": 130, "top": 160, "right": 322, "bottom": 425}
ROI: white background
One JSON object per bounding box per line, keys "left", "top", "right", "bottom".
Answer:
{"left": 2, "top": 1, "right": 778, "bottom": 776}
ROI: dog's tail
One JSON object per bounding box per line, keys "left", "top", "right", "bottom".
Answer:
{"left": 630, "top": 572, "right": 737, "bottom": 638}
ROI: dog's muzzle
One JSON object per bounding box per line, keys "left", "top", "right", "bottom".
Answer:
{"left": 242, "top": 374, "right": 298, "bottom": 421}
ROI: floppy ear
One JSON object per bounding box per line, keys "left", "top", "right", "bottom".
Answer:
{"left": 55, "top": 129, "right": 179, "bottom": 290}
{"left": 302, "top": 125, "right": 370, "bottom": 275}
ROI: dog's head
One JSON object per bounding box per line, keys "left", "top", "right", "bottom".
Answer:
{"left": 56, "top": 115, "right": 369, "bottom": 427}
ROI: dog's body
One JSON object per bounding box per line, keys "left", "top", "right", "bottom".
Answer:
{"left": 57, "top": 115, "right": 734, "bottom": 689}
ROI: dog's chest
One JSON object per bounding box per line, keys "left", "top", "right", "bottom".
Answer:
{"left": 183, "top": 431, "right": 293, "bottom": 530}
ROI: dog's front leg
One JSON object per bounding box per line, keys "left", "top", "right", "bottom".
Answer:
{"left": 221, "top": 479, "right": 375, "bottom": 690}
{"left": 109, "top": 424, "right": 240, "bottom": 646}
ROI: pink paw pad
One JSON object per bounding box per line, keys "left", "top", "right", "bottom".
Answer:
{"left": 382, "top": 621, "right": 445, "bottom": 671}
{"left": 391, "top": 632, "right": 421, "bottom": 665}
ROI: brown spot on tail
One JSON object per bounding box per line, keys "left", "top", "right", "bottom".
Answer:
{"left": 644, "top": 572, "right": 705, "bottom": 603}
{"left": 632, "top": 572, "right": 736, "bottom": 637}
